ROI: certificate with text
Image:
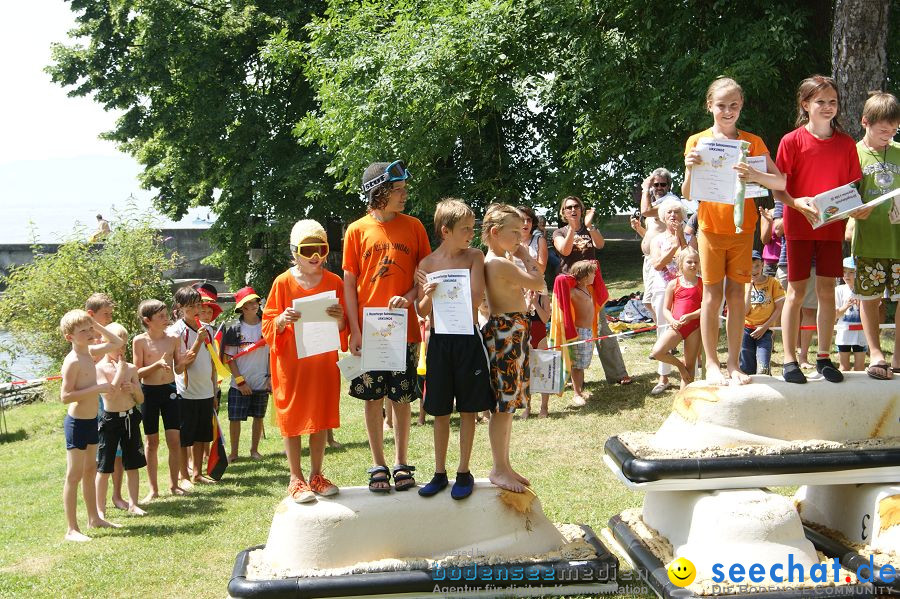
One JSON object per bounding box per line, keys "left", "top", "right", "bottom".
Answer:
{"left": 744, "top": 156, "right": 768, "bottom": 199}
{"left": 810, "top": 183, "right": 870, "bottom": 229}
{"left": 361, "top": 308, "right": 408, "bottom": 372}
{"left": 426, "top": 269, "right": 474, "bottom": 335}
{"left": 292, "top": 291, "right": 340, "bottom": 359}
{"left": 689, "top": 139, "right": 744, "bottom": 204}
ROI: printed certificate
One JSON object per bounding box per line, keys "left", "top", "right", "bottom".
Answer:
{"left": 529, "top": 348, "right": 563, "bottom": 394}
{"left": 426, "top": 269, "right": 474, "bottom": 335}
{"left": 361, "top": 308, "right": 408, "bottom": 372}
{"left": 689, "top": 139, "right": 746, "bottom": 204}
{"left": 292, "top": 291, "right": 340, "bottom": 359}
{"left": 336, "top": 354, "right": 365, "bottom": 381}
{"left": 744, "top": 156, "right": 768, "bottom": 199}
{"left": 809, "top": 183, "right": 898, "bottom": 229}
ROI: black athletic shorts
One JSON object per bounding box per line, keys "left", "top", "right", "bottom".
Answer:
{"left": 140, "top": 382, "right": 180, "bottom": 435}
{"left": 179, "top": 397, "right": 214, "bottom": 447}
{"left": 837, "top": 344, "right": 866, "bottom": 353}
{"left": 97, "top": 409, "right": 146, "bottom": 473}
{"left": 423, "top": 329, "right": 496, "bottom": 417}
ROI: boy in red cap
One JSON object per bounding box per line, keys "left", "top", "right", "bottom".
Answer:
{"left": 222, "top": 287, "right": 269, "bottom": 461}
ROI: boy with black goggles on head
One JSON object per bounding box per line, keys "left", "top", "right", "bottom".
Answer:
{"left": 343, "top": 160, "right": 431, "bottom": 494}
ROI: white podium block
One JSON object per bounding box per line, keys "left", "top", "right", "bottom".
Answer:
{"left": 796, "top": 483, "right": 900, "bottom": 554}
{"left": 651, "top": 373, "right": 900, "bottom": 451}
{"left": 263, "top": 481, "right": 566, "bottom": 572}
{"left": 642, "top": 489, "right": 819, "bottom": 584}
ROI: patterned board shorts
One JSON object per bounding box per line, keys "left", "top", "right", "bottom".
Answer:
{"left": 853, "top": 256, "right": 900, "bottom": 300}
{"left": 482, "top": 312, "right": 530, "bottom": 414}
{"left": 350, "top": 342, "right": 419, "bottom": 403}
{"left": 227, "top": 387, "right": 269, "bottom": 421}
{"left": 571, "top": 327, "right": 594, "bottom": 370}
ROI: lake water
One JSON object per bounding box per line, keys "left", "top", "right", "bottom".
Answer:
{"left": 0, "top": 329, "right": 50, "bottom": 381}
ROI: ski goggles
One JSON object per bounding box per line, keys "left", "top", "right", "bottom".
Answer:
{"left": 361, "top": 160, "right": 410, "bottom": 193}
{"left": 291, "top": 242, "right": 329, "bottom": 260}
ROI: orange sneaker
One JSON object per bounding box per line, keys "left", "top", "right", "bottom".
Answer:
{"left": 288, "top": 478, "right": 315, "bottom": 504}
{"left": 309, "top": 473, "right": 339, "bottom": 497}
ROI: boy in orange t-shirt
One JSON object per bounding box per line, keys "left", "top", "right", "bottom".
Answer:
{"left": 343, "top": 161, "right": 432, "bottom": 493}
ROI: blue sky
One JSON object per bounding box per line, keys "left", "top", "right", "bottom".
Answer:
{"left": 0, "top": 0, "right": 212, "bottom": 243}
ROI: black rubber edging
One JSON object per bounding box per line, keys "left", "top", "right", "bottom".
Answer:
{"left": 608, "top": 514, "right": 875, "bottom": 599}
{"left": 804, "top": 526, "right": 900, "bottom": 594}
{"left": 227, "top": 524, "right": 618, "bottom": 598}
{"left": 605, "top": 436, "right": 900, "bottom": 484}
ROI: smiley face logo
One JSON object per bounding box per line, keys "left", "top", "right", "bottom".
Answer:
{"left": 667, "top": 557, "right": 696, "bottom": 587}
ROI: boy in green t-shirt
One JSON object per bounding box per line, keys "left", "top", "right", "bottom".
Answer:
{"left": 741, "top": 251, "right": 785, "bottom": 375}
{"left": 851, "top": 92, "right": 900, "bottom": 380}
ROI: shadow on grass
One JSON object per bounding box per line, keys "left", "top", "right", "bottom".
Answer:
{"left": 575, "top": 374, "right": 657, "bottom": 416}
{"left": 123, "top": 517, "right": 220, "bottom": 537}
{"left": 0, "top": 428, "right": 28, "bottom": 443}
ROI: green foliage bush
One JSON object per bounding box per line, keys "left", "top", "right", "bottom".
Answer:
{"left": 0, "top": 212, "right": 178, "bottom": 368}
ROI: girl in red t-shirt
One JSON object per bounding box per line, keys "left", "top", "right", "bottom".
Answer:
{"left": 773, "top": 75, "right": 863, "bottom": 384}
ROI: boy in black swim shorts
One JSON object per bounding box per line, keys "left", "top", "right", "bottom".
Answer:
{"left": 95, "top": 323, "right": 147, "bottom": 519}
{"left": 415, "top": 199, "right": 495, "bottom": 500}
{"left": 133, "top": 299, "right": 187, "bottom": 498}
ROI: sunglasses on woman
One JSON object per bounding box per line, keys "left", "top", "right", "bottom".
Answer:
{"left": 291, "top": 243, "right": 329, "bottom": 260}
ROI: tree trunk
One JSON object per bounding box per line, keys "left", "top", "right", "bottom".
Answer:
{"left": 831, "top": 0, "right": 890, "bottom": 140}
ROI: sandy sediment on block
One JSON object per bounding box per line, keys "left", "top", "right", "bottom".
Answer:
{"left": 617, "top": 508, "right": 858, "bottom": 596}
{"left": 800, "top": 517, "right": 898, "bottom": 569}
{"left": 245, "top": 523, "right": 597, "bottom": 580}
{"left": 617, "top": 432, "right": 900, "bottom": 460}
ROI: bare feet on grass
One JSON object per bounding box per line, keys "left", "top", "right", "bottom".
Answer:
{"left": 227, "top": 454, "right": 239, "bottom": 463}
{"left": 170, "top": 485, "right": 191, "bottom": 496}
{"left": 112, "top": 497, "right": 129, "bottom": 510}
{"left": 250, "top": 451, "right": 263, "bottom": 461}
{"left": 571, "top": 394, "right": 586, "bottom": 407}
{"left": 141, "top": 491, "right": 159, "bottom": 504}
{"left": 538, "top": 409, "right": 549, "bottom": 419}
{"left": 65, "top": 529, "right": 91, "bottom": 542}
{"left": 327, "top": 430, "right": 343, "bottom": 448}
{"left": 192, "top": 475, "right": 216, "bottom": 484}
{"left": 128, "top": 504, "right": 147, "bottom": 516}
{"left": 88, "top": 517, "right": 122, "bottom": 529}
{"left": 489, "top": 468, "right": 525, "bottom": 493}
{"left": 518, "top": 406, "right": 531, "bottom": 420}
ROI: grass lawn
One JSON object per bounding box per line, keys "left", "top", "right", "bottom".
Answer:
{"left": 1, "top": 239, "right": 867, "bottom": 598}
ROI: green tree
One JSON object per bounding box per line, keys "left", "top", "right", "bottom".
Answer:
{"left": 298, "top": 0, "right": 830, "bottom": 220}
{"left": 0, "top": 212, "right": 177, "bottom": 367}
{"left": 47, "top": 0, "right": 352, "bottom": 292}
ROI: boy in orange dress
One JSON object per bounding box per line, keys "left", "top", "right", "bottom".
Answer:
{"left": 262, "top": 220, "right": 346, "bottom": 503}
